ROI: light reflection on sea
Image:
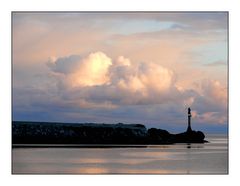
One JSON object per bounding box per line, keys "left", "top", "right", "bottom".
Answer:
{"left": 12, "top": 134, "right": 228, "bottom": 174}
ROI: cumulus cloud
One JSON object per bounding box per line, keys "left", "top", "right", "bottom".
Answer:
{"left": 46, "top": 51, "right": 181, "bottom": 106}
{"left": 47, "top": 55, "right": 81, "bottom": 74}
{"left": 110, "top": 57, "right": 174, "bottom": 93}
{"left": 47, "top": 52, "right": 112, "bottom": 87}
{"left": 46, "top": 52, "right": 228, "bottom": 117}
{"left": 13, "top": 51, "right": 227, "bottom": 127}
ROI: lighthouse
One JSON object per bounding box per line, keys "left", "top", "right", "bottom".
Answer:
{"left": 187, "top": 107, "right": 192, "bottom": 132}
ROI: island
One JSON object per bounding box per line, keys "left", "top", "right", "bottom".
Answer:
{"left": 12, "top": 108, "right": 207, "bottom": 145}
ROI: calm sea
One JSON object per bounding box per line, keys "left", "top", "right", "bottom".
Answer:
{"left": 12, "top": 134, "right": 228, "bottom": 174}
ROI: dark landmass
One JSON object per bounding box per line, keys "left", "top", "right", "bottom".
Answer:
{"left": 12, "top": 121, "right": 207, "bottom": 145}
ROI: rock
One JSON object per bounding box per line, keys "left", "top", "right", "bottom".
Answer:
{"left": 172, "top": 130, "right": 206, "bottom": 143}
{"left": 147, "top": 128, "right": 171, "bottom": 144}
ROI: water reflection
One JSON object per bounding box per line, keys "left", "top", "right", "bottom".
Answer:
{"left": 12, "top": 136, "right": 228, "bottom": 174}
{"left": 75, "top": 167, "right": 109, "bottom": 174}
{"left": 74, "top": 167, "right": 173, "bottom": 174}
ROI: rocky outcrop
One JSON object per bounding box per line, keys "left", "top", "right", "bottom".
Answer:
{"left": 12, "top": 121, "right": 206, "bottom": 145}
{"left": 146, "top": 128, "right": 206, "bottom": 144}
{"left": 172, "top": 130, "right": 206, "bottom": 143}
{"left": 147, "top": 128, "right": 172, "bottom": 144}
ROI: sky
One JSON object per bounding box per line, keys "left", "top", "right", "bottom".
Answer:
{"left": 12, "top": 12, "right": 228, "bottom": 133}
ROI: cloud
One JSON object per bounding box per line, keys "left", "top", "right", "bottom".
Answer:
{"left": 110, "top": 57, "right": 175, "bottom": 92}
{"left": 47, "top": 52, "right": 112, "bottom": 87}
{"left": 47, "top": 55, "right": 81, "bottom": 74}
{"left": 13, "top": 12, "right": 228, "bottom": 32}
{"left": 46, "top": 51, "right": 181, "bottom": 106}
{"left": 13, "top": 50, "right": 227, "bottom": 127}
{"left": 194, "top": 111, "right": 226, "bottom": 125}
{"left": 187, "top": 79, "right": 227, "bottom": 125}
{"left": 12, "top": 13, "right": 227, "bottom": 129}
{"left": 13, "top": 12, "right": 227, "bottom": 68}
{"left": 204, "top": 60, "right": 227, "bottom": 67}
{"left": 45, "top": 52, "right": 227, "bottom": 114}
{"left": 200, "top": 79, "right": 227, "bottom": 107}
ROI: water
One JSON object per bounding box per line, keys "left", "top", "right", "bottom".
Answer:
{"left": 12, "top": 134, "right": 228, "bottom": 174}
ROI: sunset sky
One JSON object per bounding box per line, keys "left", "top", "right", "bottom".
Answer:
{"left": 12, "top": 12, "right": 228, "bottom": 133}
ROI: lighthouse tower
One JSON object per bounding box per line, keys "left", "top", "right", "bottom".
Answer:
{"left": 187, "top": 107, "right": 192, "bottom": 133}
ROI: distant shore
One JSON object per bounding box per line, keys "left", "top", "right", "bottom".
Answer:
{"left": 12, "top": 121, "right": 206, "bottom": 145}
